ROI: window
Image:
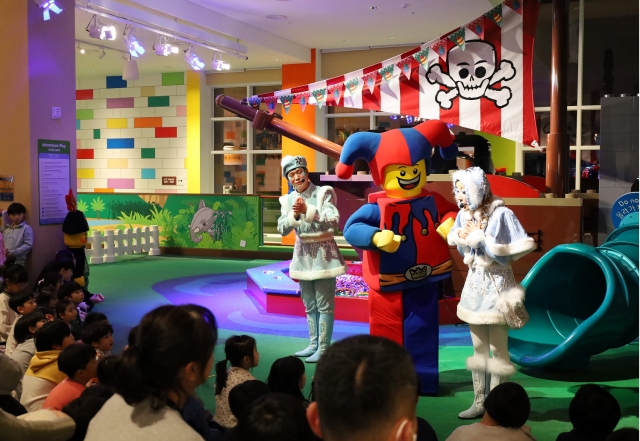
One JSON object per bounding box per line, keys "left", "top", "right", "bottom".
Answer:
{"left": 211, "top": 85, "right": 283, "bottom": 195}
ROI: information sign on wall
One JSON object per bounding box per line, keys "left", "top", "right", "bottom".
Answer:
{"left": 38, "top": 139, "right": 70, "bottom": 225}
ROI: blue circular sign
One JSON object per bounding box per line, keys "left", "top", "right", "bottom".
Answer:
{"left": 611, "top": 192, "right": 639, "bottom": 228}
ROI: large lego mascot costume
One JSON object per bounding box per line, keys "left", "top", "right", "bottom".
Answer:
{"left": 277, "top": 155, "right": 348, "bottom": 363}
{"left": 447, "top": 167, "right": 535, "bottom": 418}
{"left": 336, "top": 120, "right": 459, "bottom": 393}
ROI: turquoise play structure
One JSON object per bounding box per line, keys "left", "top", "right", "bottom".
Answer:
{"left": 509, "top": 214, "right": 639, "bottom": 370}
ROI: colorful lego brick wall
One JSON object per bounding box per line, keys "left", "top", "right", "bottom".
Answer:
{"left": 75, "top": 72, "right": 188, "bottom": 194}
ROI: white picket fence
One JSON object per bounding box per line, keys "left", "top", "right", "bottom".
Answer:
{"left": 86, "top": 226, "right": 161, "bottom": 264}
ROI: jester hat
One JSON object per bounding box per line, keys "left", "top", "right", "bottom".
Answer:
{"left": 335, "top": 120, "right": 458, "bottom": 185}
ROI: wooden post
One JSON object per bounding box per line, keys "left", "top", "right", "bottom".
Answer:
{"left": 546, "top": 0, "right": 571, "bottom": 197}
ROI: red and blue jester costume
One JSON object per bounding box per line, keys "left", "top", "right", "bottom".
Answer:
{"left": 337, "top": 121, "right": 458, "bottom": 394}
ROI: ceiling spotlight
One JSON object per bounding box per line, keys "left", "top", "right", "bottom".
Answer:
{"left": 183, "top": 45, "right": 205, "bottom": 70}
{"left": 77, "top": 45, "right": 85, "bottom": 54}
{"left": 86, "top": 15, "right": 116, "bottom": 40}
{"left": 123, "top": 25, "right": 145, "bottom": 58}
{"left": 153, "top": 35, "right": 178, "bottom": 56}
{"left": 34, "top": 0, "right": 63, "bottom": 21}
{"left": 212, "top": 52, "right": 230, "bottom": 71}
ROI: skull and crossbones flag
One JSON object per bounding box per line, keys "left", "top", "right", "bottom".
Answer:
{"left": 253, "top": 0, "right": 540, "bottom": 148}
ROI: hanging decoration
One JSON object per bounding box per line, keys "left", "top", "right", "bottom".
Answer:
{"left": 249, "top": 0, "right": 540, "bottom": 148}
{"left": 248, "top": 96, "right": 262, "bottom": 109}
{"left": 485, "top": 4, "right": 503, "bottom": 27}
{"left": 263, "top": 96, "right": 277, "bottom": 114}
{"left": 466, "top": 17, "right": 485, "bottom": 40}
{"left": 279, "top": 94, "right": 294, "bottom": 114}
{"left": 312, "top": 88, "right": 327, "bottom": 109}
{"left": 412, "top": 48, "right": 430, "bottom": 67}
{"left": 363, "top": 72, "right": 378, "bottom": 94}
{"left": 396, "top": 58, "right": 413, "bottom": 80}
{"left": 448, "top": 28, "right": 466, "bottom": 51}
{"left": 378, "top": 65, "right": 395, "bottom": 83}
{"left": 504, "top": 0, "right": 523, "bottom": 14}
{"left": 431, "top": 38, "right": 448, "bottom": 61}
{"left": 298, "top": 92, "right": 310, "bottom": 113}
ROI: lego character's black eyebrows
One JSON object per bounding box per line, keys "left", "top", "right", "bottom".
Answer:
{"left": 398, "top": 166, "right": 407, "bottom": 169}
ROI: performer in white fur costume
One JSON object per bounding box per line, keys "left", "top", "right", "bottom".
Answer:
{"left": 277, "top": 155, "right": 347, "bottom": 363}
{"left": 447, "top": 167, "right": 535, "bottom": 419}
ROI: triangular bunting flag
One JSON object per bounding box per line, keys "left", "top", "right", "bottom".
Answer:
{"left": 312, "top": 88, "right": 326, "bottom": 109}
{"left": 279, "top": 94, "right": 294, "bottom": 114}
{"left": 504, "top": 0, "right": 523, "bottom": 14}
{"left": 378, "top": 65, "right": 395, "bottom": 83}
{"left": 363, "top": 72, "right": 378, "bottom": 94}
{"left": 396, "top": 58, "right": 413, "bottom": 80}
{"left": 466, "top": 17, "right": 485, "bottom": 40}
{"left": 412, "top": 48, "right": 430, "bottom": 67}
{"left": 248, "top": 96, "right": 262, "bottom": 109}
{"left": 485, "top": 4, "right": 503, "bottom": 27}
{"left": 448, "top": 27, "right": 466, "bottom": 51}
{"left": 263, "top": 96, "right": 277, "bottom": 114}
{"left": 431, "top": 38, "right": 448, "bottom": 61}
{"left": 297, "top": 92, "right": 310, "bottom": 113}
{"left": 344, "top": 78, "right": 359, "bottom": 97}
{"left": 329, "top": 85, "right": 344, "bottom": 105}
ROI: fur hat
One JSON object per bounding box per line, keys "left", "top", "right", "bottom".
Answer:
{"left": 452, "top": 167, "right": 490, "bottom": 210}
{"left": 281, "top": 155, "right": 308, "bottom": 178}
{"left": 335, "top": 120, "right": 457, "bottom": 185}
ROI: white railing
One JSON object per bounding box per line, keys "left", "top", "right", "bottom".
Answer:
{"left": 86, "top": 226, "right": 161, "bottom": 264}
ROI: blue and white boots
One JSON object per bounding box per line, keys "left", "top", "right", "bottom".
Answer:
{"left": 300, "top": 313, "right": 334, "bottom": 363}
{"left": 458, "top": 356, "right": 516, "bottom": 419}
{"left": 295, "top": 313, "right": 319, "bottom": 357}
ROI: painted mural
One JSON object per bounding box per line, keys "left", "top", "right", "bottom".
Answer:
{"left": 77, "top": 193, "right": 260, "bottom": 251}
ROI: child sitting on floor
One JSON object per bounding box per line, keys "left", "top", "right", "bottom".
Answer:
{"left": 4, "top": 290, "right": 37, "bottom": 356}
{"left": 80, "top": 322, "right": 114, "bottom": 360}
{"left": 58, "top": 282, "right": 85, "bottom": 339}
{"left": 34, "top": 271, "right": 62, "bottom": 309}
{"left": 9, "top": 311, "right": 47, "bottom": 400}
{"left": 213, "top": 335, "right": 260, "bottom": 429}
{"left": 56, "top": 299, "right": 79, "bottom": 337}
{"left": 42, "top": 344, "right": 98, "bottom": 411}
{"left": 0, "top": 264, "right": 28, "bottom": 345}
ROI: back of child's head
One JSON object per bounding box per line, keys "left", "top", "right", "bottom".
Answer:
{"left": 38, "top": 271, "right": 63, "bottom": 292}
{"left": 63, "top": 388, "right": 113, "bottom": 441}
{"left": 81, "top": 322, "right": 114, "bottom": 346}
{"left": 58, "top": 281, "right": 83, "bottom": 299}
{"left": 84, "top": 312, "right": 108, "bottom": 327}
{"left": 56, "top": 298, "right": 74, "bottom": 318}
{"left": 97, "top": 355, "right": 122, "bottom": 388}
{"left": 6, "top": 203, "right": 26, "bottom": 215}
{"left": 8, "top": 289, "right": 35, "bottom": 314}
{"left": 34, "top": 261, "right": 65, "bottom": 290}
{"left": 569, "top": 384, "right": 621, "bottom": 435}
{"left": 34, "top": 305, "right": 55, "bottom": 320}
{"left": 37, "top": 288, "right": 58, "bottom": 308}
{"left": 215, "top": 335, "right": 257, "bottom": 395}
{"left": 229, "top": 380, "right": 270, "bottom": 420}
{"left": 127, "top": 325, "right": 139, "bottom": 348}
{"left": 114, "top": 304, "right": 218, "bottom": 408}
{"left": 2, "top": 264, "right": 28, "bottom": 290}
{"left": 235, "top": 393, "right": 314, "bottom": 441}
{"left": 35, "top": 320, "right": 72, "bottom": 351}
{"left": 14, "top": 311, "right": 46, "bottom": 344}
{"left": 484, "top": 382, "right": 531, "bottom": 428}
{"left": 58, "top": 343, "right": 98, "bottom": 378}
{"left": 55, "top": 249, "right": 75, "bottom": 262}
{"left": 267, "top": 356, "right": 306, "bottom": 402}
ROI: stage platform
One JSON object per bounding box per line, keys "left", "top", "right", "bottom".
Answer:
{"left": 246, "top": 260, "right": 462, "bottom": 324}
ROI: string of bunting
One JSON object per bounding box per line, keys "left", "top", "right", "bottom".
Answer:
{"left": 248, "top": 0, "right": 524, "bottom": 116}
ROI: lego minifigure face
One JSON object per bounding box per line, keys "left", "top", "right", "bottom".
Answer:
{"left": 63, "top": 232, "right": 87, "bottom": 248}
{"left": 454, "top": 180, "right": 469, "bottom": 210}
{"left": 382, "top": 159, "right": 427, "bottom": 198}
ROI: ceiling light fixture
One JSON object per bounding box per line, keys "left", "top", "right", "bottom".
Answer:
{"left": 86, "top": 15, "right": 116, "bottom": 40}
{"left": 183, "top": 45, "right": 205, "bottom": 70}
{"left": 123, "top": 24, "right": 145, "bottom": 58}
{"left": 122, "top": 55, "right": 139, "bottom": 81}
{"left": 98, "top": 50, "right": 106, "bottom": 59}
{"left": 153, "top": 35, "right": 179, "bottom": 56}
{"left": 34, "top": 0, "right": 63, "bottom": 21}
{"left": 77, "top": 45, "right": 85, "bottom": 54}
{"left": 212, "top": 52, "right": 230, "bottom": 71}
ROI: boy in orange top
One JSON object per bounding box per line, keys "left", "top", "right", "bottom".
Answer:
{"left": 43, "top": 344, "right": 98, "bottom": 411}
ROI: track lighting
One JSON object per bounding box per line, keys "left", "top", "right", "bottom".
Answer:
{"left": 183, "top": 45, "right": 205, "bottom": 70}
{"left": 153, "top": 35, "right": 179, "bottom": 56}
{"left": 86, "top": 15, "right": 116, "bottom": 40}
{"left": 34, "top": 0, "right": 62, "bottom": 21}
{"left": 212, "top": 52, "right": 230, "bottom": 71}
{"left": 123, "top": 25, "right": 145, "bottom": 58}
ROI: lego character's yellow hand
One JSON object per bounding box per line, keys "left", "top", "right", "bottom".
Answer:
{"left": 436, "top": 217, "right": 455, "bottom": 240}
{"left": 372, "top": 230, "right": 402, "bottom": 253}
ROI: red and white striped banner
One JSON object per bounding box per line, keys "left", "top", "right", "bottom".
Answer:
{"left": 254, "top": 0, "right": 540, "bottom": 148}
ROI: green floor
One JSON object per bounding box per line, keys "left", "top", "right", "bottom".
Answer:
{"left": 90, "top": 255, "right": 639, "bottom": 440}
